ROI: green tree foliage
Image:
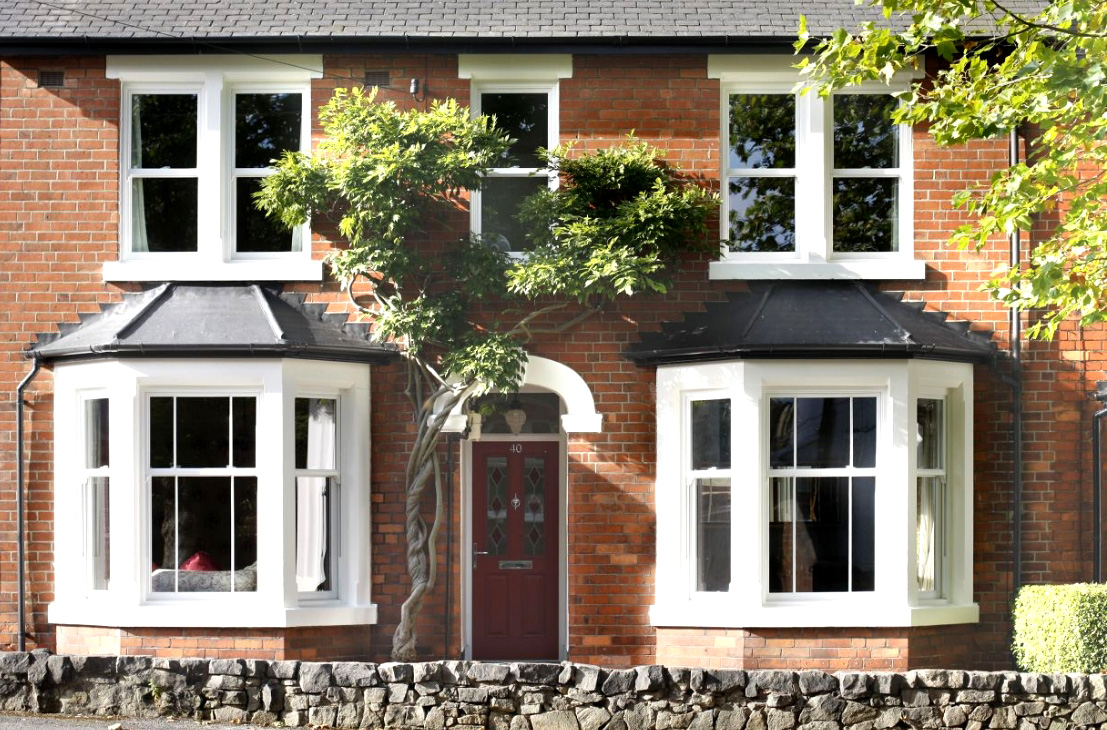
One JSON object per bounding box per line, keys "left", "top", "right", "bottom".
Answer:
{"left": 256, "top": 87, "right": 716, "bottom": 659}
{"left": 796, "top": 0, "right": 1107, "bottom": 337}
{"left": 1013, "top": 583, "right": 1107, "bottom": 672}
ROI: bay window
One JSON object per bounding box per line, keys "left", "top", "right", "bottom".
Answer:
{"left": 708, "top": 55, "right": 923, "bottom": 280}
{"left": 653, "top": 359, "right": 976, "bottom": 628}
{"left": 105, "top": 56, "right": 323, "bottom": 282}
{"left": 50, "top": 358, "right": 374, "bottom": 629}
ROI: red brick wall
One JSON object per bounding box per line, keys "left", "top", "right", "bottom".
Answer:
{"left": 0, "top": 50, "right": 1098, "bottom": 671}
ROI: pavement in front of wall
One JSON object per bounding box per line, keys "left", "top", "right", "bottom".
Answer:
{"left": 0, "top": 715, "right": 269, "bottom": 729}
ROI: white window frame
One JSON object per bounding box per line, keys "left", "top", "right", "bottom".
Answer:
{"left": 460, "top": 55, "right": 572, "bottom": 257}
{"left": 78, "top": 391, "right": 112, "bottom": 595}
{"left": 685, "top": 392, "right": 734, "bottom": 595}
{"left": 762, "top": 390, "right": 879, "bottom": 596}
{"left": 915, "top": 392, "right": 948, "bottom": 601}
{"left": 105, "top": 56, "right": 323, "bottom": 282}
{"left": 294, "top": 393, "right": 342, "bottom": 602}
{"left": 652, "top": 358, "right": 976, "bottom": 629}
{"left": 708, "top": 55, "right": 924, "bottom": 281}
{"left": 49, "top": 358, "right": 374, "bottom": 629}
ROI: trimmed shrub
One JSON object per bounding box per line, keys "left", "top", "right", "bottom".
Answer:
{"left": 1012, "top": 583, "right": 1107, "bottom": 672}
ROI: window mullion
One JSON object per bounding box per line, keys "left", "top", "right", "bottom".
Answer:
{"left": 800, "top": 92, "right": 829, "bottom": 261}
{"left": 197, "top": 70, "right": 224, "bottom": 263}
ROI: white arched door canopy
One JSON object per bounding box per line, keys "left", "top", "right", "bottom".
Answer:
{"left": 441, "top": 355, "right": 602, "bottom": 434}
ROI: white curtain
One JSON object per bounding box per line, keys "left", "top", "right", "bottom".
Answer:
{"left": 130, "top": 97, "right": 149, "bottom": 253}
{"left": 916, "top": 477, "right": 936, "bottom": 592}
{"left": 296, "top": 399, "right": 335, "bottom": 592}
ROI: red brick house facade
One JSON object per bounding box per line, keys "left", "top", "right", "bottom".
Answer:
{"left": 0, "top": 2, "right": 1097, "bottom": 672}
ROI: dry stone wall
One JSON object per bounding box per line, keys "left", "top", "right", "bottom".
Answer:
{"left": 1, "top": 651, "right": 1107, "bottom": 729}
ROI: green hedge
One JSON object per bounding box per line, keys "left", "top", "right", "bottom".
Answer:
{"left": 1012, "top": 583, "right": 1107, "bottom": 672}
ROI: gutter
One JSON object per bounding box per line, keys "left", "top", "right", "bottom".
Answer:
{"left": 1094, "top": 382, "right": 1107, "bottom": 582}
{"left": 15, "top": 353, "right": 41, "bottom": 653}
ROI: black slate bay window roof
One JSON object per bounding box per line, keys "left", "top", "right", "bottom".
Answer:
{"left": 626, "top": 281, "right": 995, "bottom": 365}
{"left": 32, "top": 283, "right": 396, "bottom": 364}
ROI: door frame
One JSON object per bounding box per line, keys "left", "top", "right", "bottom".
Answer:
{"left": 462, "top": 431, "right": 568, "bottom": 660}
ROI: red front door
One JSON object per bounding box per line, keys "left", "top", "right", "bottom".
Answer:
{"left": 471, "top": 441, "right": 559, "bottom": 660}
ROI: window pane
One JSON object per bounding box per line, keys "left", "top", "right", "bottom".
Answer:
{"left": 232, "top": 397, "right": 257, "bottom": 468}
{"left": 795, "top": 397, "right": 851, "bottom": 468}
{"left": 524, "top": 457, "right": 547, "bottom": 557}
{"left": 833, "top": 178, "right": 897, "bottom": 253}
{"left": 132, "top": 178, "right": 198, "bottom": 253}
{"left": 150, "top": 475, "right": 175, "bottom": 591}
{"left": 727, "top": 177, "right": 795, "bottom": 253}
{"left": 796, "top": 477, "right": 849, "bottom": 592}
{"left": 691, "top": 399, "right": 730, "bottom": 470}
{"left": 696, "top": 477, "right": 731, "bottom": 592}
{"left": 917, "top": 398, "right": 944, "bottom": 469}
{"left": 172, "top": 397, "right": 230, "bottom": 468}
{"left": 235, "top": 177, "right": 298, "bottom": 253}
{"left": 150, "top": 476, "right": 258, "bottom": 593}
{"left": 235, "top": 93, "right": 302, "bottom": 169}
{"left": 150, "top": 397, "right": 174, "bottom": 468}
{"left": 131, "top": 94, "right": 197, "bottom": 169}
{"left": 728, "top": 94, "right": 795, "bottom": 169}
{"left": 233, "top": 477, "right": 258, "bottom": 583}
{"left": 768, "top": 477, "right": 793, "bottom": 592}
{"left": 833, "top": 94, "right": 898, "bottom": 169}
{"left": 485, "top": 456, "right": 508, "bottom": 557}
{"left": 295, "top": 398, "right": 337, "bottom": 470}
{"left": 769, "top": 397, "right": 795, "bottom": 469}
{"left": 296, "top": 476, "right": 332, "bottom": 592}
{"left": 482, "top": 92, "right": 548, "bottom": 168}
{"left": 469, "top": 393, "right": 561, "bottom": 435}
{"left": 481, "top": 176, "right": 547, "bottom": 252}
{"left": 89, "top": 476, "right": 110, "bottom": 591}
{"left": 84, "top": 398, "right": 109, "bottom": 469}
{"left": 917, "top": 475, "right": 942, "bottom": 592}
{"left": 853, "top": 397, "right": 877, "bottom": 468}
{"left": 852, "top": 476, "right": 875, "bottom": 592}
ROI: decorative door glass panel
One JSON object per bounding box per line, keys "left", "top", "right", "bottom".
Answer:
{"left": 524, "top": 457, "right": 546, "bottom": 556}
{"left": 486, "top": 456, "right": 508, "bottom": 556}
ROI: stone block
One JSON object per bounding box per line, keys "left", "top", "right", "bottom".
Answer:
{"left": 379, "top": 662, "right": 415, "bottom": 684}
{"left": 842, "top": 702, "right": 879, "bottom": 724}
{"left": 577, "top": 706, "right": 613, "bottom": 730}
{"left": 459, "top": 687, "right": 490, "bottom": 704}
{"left": 990, "top": 706, "right": 1017, "bottom": 729}
{"left": 468, "top": 663, "right": 510, "bottom": 683}
{"left": 209, "top": 659, "right": 245, "bottom": 676}
{"left": 1070, "top": 702, "right": 1107, "bottom": 726}
{"left": 413, "top": 662, "right": 440, "bottom": 683}
{"left": 752, "top": 672, "right": 798, "bottom": 696}
{"left": 212, "top": 706, "right": 249, "bottom": 723}
{"left": 798, "top": 672, "right": 837, "bottom": 696}
{"left": 299, "top": 663, "right": 334, "bottom": 694}
{"left": 838, "top": 674, "right": 871, "bottom": 701}
{"left": 900, "top": 689, "right": 930, "bottom": 707}
{"left": 902, "top": 707, "right": 943, "bottom": 729}
{"left": 766, "top": 708, "right": 796, "bottom": 730}
{"left": 334, "top": 662, "right": 380, "bottom": 688}
{"left": 603, "top": 670, "right": 637, "bottom": 696}
{"left": 532, "top": 710, "right": 580, "bottom": 730}
{"left": 336, "top": 702, "right": 363, "bottom": 728}
{"left": 206, "top": 674, "right": 246, "bottom": 691}
{"left": 944, "top": 706, "right": 968, "bottom": 727}
{"left": 870, "top": 674, "right": 902, "bottom": 697}
{"left": 915, "top": 670, "right": 967, "bottom": 690}
{"left": 800, "top": 694, "right": 844, "bottom": 722}
{"left": 636, "top": 666, "right": 666, "bottom": 693}
{"left": 384, "top": 704, "right": 425, "bottom": 727}
{"left": 574, "top": 665, "right": 602, "bottom": 693}
{"left": 959, "top": 690, "right": 997, "bottom": 704}
{"left": 269, "top": 660, "right": 300, "bottom": 680}
{"left": 441, "top": 661, "right": 469, "bottom": 685}
{"left": 516, "top": 663, "right": 563, "bottom": 686}
{"left": 716, "top": 709, "right": 750, "bottom": 730}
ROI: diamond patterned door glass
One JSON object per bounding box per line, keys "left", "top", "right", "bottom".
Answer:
{"left": 486, "top": 457, "right": 508, "bottom": 556}
{"left": 524, "top": 457, "right": 546, "bottom": 556}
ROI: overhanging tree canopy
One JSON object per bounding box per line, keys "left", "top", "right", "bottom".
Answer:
{"left": 797, "top": 0, "right": 1107, "bottom": 337}
{"left": 257, "top": 86, "right": 717, "bottom": 659}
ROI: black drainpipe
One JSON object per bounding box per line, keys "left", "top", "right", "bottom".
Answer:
{"left": 1094, "top": 382, "right": 1107, "bottom": 582}
{"left": 15, "top": 353, "right": 41, "bottom": 652}
{"left": 1008, "top": 126, "right": 1025, "bottom": 596}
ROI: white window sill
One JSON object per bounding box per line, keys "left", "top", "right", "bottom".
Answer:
{"left": 48, "top": 599, "right": 377, "bottom": 628}
{"left": 103, "top": 258, "right": 324, "bottom": 282}
{"left": 650, "top": 599, "right": 978, "bottom": 628}
{"left": 709, "top": 258, "right": 927, "bottom": 281}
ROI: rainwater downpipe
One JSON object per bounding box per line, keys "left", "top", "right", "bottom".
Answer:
{"left": 1093, "top": 382, "right": 1107, "bottom": 582}
{"left": 1009, "top": 126, "right": 1025, "bottom": 595}
{"left": 15, "top": 353, "right": 41, "bottom": 652}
